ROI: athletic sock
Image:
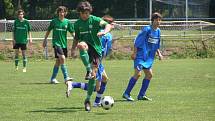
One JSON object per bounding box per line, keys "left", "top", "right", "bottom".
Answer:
{"left": 138, "top": 79, "right": 150, "bottom": 97}
{"left": 86, "top": 79, "right": 96, "bottom": 101}
{"left": 61, "top": 64, "right": 69, "bottom": 80}
{"left": 79, "top": 50, "right": 91, "bottom": 71}
{"left": 15, "top": 56, "right": 19, "bottom": 67}
{"left": 124, "top": 77, "right": 137, "bottom": 95}
{"left": 95, "top": 81, "right": 107, "bottom": 103}
{"left": 50, "top": 66, "right": 59, "bottom": 80}
{"left": 23, "top": 56, "right": 27, "bottom": 68}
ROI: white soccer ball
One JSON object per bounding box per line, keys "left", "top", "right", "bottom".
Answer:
{"left": 101, "top": 96, "right": 114, "bottom": 110}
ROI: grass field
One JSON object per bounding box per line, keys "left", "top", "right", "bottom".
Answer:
{"left": 0, "top": 59, "right": 215, "bottom": 121}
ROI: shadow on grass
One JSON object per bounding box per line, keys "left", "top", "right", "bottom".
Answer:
{"left": 29, "top": 106, "right": 85, "bottom": 113}
{"left": 20, "top": 82, "right": 52, "bottom": 85}
{"left": 114, "top": 99, "right": 132, "bottom": 102}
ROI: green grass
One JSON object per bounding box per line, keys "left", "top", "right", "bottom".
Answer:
{"left": 0, "top": 59, "right": 215, "bottom": 121}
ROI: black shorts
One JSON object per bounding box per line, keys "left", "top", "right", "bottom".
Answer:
{"left": 13, "top": 43, "right": 27, "bottom": 50}
{"left": 53, "top": 46, "right": 68, "bottom": 58}
{"left": 88, "top": 44, "right": 101, "bottom": 67}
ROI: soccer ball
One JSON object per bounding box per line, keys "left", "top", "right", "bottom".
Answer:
{"left": 101, "top": 96, "right": 114, "bottom": 110}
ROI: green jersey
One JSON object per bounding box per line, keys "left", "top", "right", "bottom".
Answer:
{"left": 74, "top": 15, "right": 108, "bottom": 56}
{"left": 13, "top": 19, "right": 31, "bottom": 44}
{"left": 48, "top": 18, "right": 74, "bottom": 48}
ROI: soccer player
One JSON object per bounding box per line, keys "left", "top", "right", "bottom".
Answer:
{"left": 69, "top": 1, "right": 112, "bottom": 111}
{"left": 13, "top": 9, "right": 32, "bottom": 72}
{"left": 67, "top": 15, "right": 114, "bottom": 107}
{"left": 43, "top": 6, "right": 74, "bottom": 84}
{"left": 122, "top": 12, "right": 163, "bottom": 101}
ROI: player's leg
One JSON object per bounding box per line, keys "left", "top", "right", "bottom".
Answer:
{"left": 84, "top": 49, "right": 100, "bottom": 111}
{"left": 50, "top": 47, "right": 61, "bottom": 84}
{"left": 50, "top": 59, "right": 60, "bottom": 84}
{"left": 21, "top": 44, "right": 27, "bottom": 72}
{"left": 123, "top": 68, "right": 141, "bottom": 101}
{"left": 56, "top": 47, "right": 73, "bottom": 82}
{"left": 13, "top": 44, "right": 19, "bottom": 70}
{"left": 77, "top": 42, "right": 92, "bottom": 80}
{"left": 94, "top": 70, "right": 108, "bottom": 107}
{"left": 137, "top": 68, "right": 153, "bottom": 101}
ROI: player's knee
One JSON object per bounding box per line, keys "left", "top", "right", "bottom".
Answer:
{"left": 77, "top": 42, "right": 88, "bottom": 50}
{"left": 145, "top": 73, "right": 152, "bottom": 80}
{"left": 133, "top": 73, "right": 141, "bottom": 80}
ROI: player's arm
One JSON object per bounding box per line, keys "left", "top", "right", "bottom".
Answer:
{"left": 97, "top": 20, "right": 112, "bottom": 37}
{"left": 131, "top": 46, "right": 137, "bottom": 60}
{"left": 156, "top": 49, "right": 163, "bottom": 60}
{"left": 12, "top": 21, "right": 16, "bottom": 46}
{"left": 28, "top": 22, "right": 32, "bottom": 45}
{"left": 43, "top": 31, "right": 50, "bottom": 48}
{"left": 43, "top": 20, "right": 53, "bottom": 48}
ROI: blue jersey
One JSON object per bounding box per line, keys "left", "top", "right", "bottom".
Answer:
{"left": 100, "top": 30, "right": 113, "bottom": 57}
{"left": 96, "top": 31, "right": 113, "bottom": 81}
{"left": 134, "top": 25, "right": 161, "bottom": 69}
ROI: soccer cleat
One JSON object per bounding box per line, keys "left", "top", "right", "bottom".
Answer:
{"left": 122, "top": 93, "right": 134, "bottom": 101}
{"left": 137, "top": 95, "right": 152, "bottom": 101}
{"left": 50, "top": 78, "right": 60, "bottom": 84}
{"left": 22, "top": 67, "right": 26, "bottom": 72}
{"left": 85, "top": 71, "right": 94, "bottom": 80}
{"left": 84, "top": 100, "right": 91, "bottom": 112}
{"left": 93, "top": 102, "right": 101, "bottom": 107}
{"left": 66, "top": 81, "right": 73, "bottom": 98}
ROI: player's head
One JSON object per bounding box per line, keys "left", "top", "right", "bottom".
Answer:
{"left": 151, "top": 12, "right": 162, "bottom": 27}
{"left": 102, "top": 15, "right": 114, "bottom": 24}
{"left": 76, "top": 1, "right": 92, "bottom": 20}
{"left": 102, "top": 15, "right": 115, "bottom": 28}
{"left": 56, "top": 6, "right": 68, "bottom": 17}
{"left": 17, "top": 9, "right": 24, "bottom": 20}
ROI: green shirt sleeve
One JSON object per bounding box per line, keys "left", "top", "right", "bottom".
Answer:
{"left": 68, "top": 21, "right": 74, "bottom": 33}
{"left": 26, "top": 20, "right": 31, "bottom": 32}
{"left": 48, "top": 19, "right": 54, "bottom": 31}
{"left": 94, "top": 16, "right": 108, "bottom": 28}
{"left": 74, "top": 22, "right": 80, "bottom": 41}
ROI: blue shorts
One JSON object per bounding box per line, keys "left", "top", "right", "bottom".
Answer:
{"left": 96, "top": 63, "right": 105, "bottom": 82}
{"left": 134, "top": 58, "right": 152, "bottom": 71}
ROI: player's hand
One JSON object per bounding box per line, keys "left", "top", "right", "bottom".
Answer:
{"left": 158, "top": 54, "right": 163, "bottom": 60}
{"left": 97, "top": 31, "right": 105, "bottom": 37}
{"left": 131, "top": 53, "right": 136, "bottom": 60}
{"left": 43, "top": 38, "right": 47, "bottom": 48}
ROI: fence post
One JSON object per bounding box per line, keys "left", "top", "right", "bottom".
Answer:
{"left": 4, "top": 18, "right": 7, "bottom": 41}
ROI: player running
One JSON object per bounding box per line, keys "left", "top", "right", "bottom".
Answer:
{"left": 69, "top": 1, "right": 112, "bottom": 112}
{"left": 66, "top": 15, "right": 114, "bottom": 107}
{"left": 43, "top": 6, "right": 74, "bottom": 84}
{"left": 13, "top": 9, "right": 32, "bottom": 72}
{"left": 122, "top": 12, "right": 163, "bottom": 101}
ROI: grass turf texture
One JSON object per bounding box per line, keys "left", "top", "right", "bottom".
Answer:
{"left": 0, "top": 59, "right": 214, "bottom": 121}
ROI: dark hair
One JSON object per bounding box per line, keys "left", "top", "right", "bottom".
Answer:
{"left": 151, "top": 12, "right": 162, "bottom": 21}
{"left": 56, "top": 6, "right": 68, "bottom": 16}
{"left": 76, "top": 1, "right": 92, "bottom": 13}
{"left": 102, "top": 15, "right": 114, "bottom": 24}
{"left": 17, "top": 9, "right": 24, "bottom": 15}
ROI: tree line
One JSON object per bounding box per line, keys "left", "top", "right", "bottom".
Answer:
{"left": 0, "top": 0, "right": 214, "bottom": 21}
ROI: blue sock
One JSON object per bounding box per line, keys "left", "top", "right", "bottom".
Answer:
{"left": 124, "top": 77, "right": 137, "bottom": 95}
{"left": 138, "top": 79, "right": 150, "bottom": 98}
{"left": 72, "top": 82, "right": 81, "bottom": 88}
{"left": 61, "top": 64, "right": 69, "bottom": 80}
{"left": 51, "top": 66, "right": 59, "bottom": 80}
{"left": 95, "top": 82, "right": 107, "bottom": 103}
